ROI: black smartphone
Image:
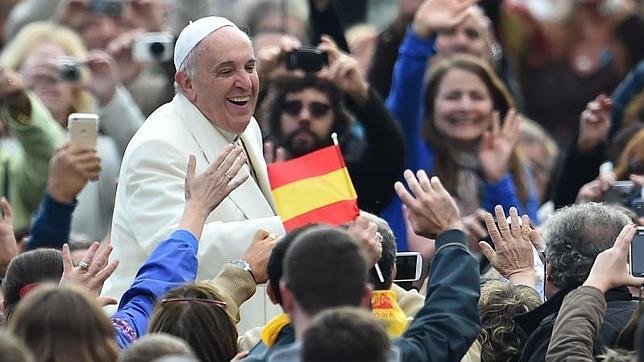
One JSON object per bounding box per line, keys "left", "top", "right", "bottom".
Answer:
{"left": 394, "top": 252, "right": 422, "bottom": 282}
{"left": 286, "top": 47, "right": 328, "bottom": 72}
{"left": 630, "top": 227, "right": 644, "bottom": 277}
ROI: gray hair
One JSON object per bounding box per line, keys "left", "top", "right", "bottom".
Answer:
{"left": 120, "top": 333, "right": 195, "bottom": 362}
{"left": 543, "top": 202, "right": 631, "bottom": 289}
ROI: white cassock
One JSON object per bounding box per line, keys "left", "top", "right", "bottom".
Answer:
{"left": 102, "top": 92, "right": 285, "bottom": 332}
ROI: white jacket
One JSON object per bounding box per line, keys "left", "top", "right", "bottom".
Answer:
{"left": 103, "top": 93, "right": 285, "bottom": 332}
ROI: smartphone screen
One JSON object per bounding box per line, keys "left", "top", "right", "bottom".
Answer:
{"left": 394, "top": 252, "right": 422, "bottom": 282}
{"left": 68, "top": 113, "right": 99, "bottom": 148}
{"left": 631, "top": 228, "right": 644, "bottom": 277}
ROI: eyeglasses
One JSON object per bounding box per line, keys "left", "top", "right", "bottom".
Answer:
{"left": 160, "top": 298, "right": 227, "bottom": 308}
{"left": 283, "top": 100, "right": 331, "bottom": 118}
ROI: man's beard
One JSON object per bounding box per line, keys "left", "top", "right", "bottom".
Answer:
{"left": 281, "top": 127, "right": 332, "bottom": 158}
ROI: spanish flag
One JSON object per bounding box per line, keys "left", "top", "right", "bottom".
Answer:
{"left": 267, "top": 145, "right": 359, "bottom": 231}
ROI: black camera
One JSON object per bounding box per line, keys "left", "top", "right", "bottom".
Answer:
{"left": 91, "top": 0, "right": 123, "bottom": 17}
{"left": 604, "top": 181, "right": 643, "bottom": 217}
{"left": 57, "top": 59, "right": 82, "bottom": 82}
{"left": 286, "top": 48, "right": 328, "bottom": 72}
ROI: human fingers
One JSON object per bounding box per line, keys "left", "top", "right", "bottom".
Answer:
{"left": 494, "top": 205, "right": 511, "bottom": 240}
{"left": 483, "top": 211, "right": 502, "bottom": 247}
{"left": 613, "top": 224, "right": 637, "bottom": 253}
{"left": 509, "top": 207, "right": 521, "bottom": 237}
{"left": 403, "top": 169, "right": 424, "bottom": 199}
{"left": 98, "top": 296, "right": 118, "bottom": 306}
{"left": 185, "top": 155, "right": 196, "bottom": 185}
{"left": 94, "top": 259, "right": 119, "bottom": 285}
{"left": 395, "top": 181, "right": 421, "bottom": 211}
{"left": 478, "top": 240, "right": 496, "bottom": 264}
{"left": 528, "top": 229, "right": 546, "bottom": 253}
{"left": 416, "top": 170, "right": 434, "bottom": 193}
{"left": 0, "top": 197, "right": 13, "bottom": 221}
{"left": 263, "top": 142, "right": 274, "bottom": 164}
{"left": 80, "top": 241, "right": 100, "bottom": 268}
{"left": 88, "top": 244, "right": 113, "bottom": 275}
{"left": 212, "top": 143, "right": 237, "bottom": 170}
{"left": 521, "top": 215, "right": 532, "bottom": 239}
{"left": 61, "top": 244, "right": 75, "bottom": 275}
{"left": 490, "top": 111, "right": 500, "bottom": 136}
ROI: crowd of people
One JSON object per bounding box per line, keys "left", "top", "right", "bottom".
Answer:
{"left": 0, "top": 0, "right": 643, "bottom": 361}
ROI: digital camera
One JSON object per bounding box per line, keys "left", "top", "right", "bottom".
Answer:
{"left": 132, "top": 32, "right": 174, "bottom": 62}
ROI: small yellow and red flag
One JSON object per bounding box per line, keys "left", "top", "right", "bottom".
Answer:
{"left": 267, "top": 145, "right": 359, "bottom": 231}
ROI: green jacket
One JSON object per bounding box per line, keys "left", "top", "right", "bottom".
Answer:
{"left": 0, "top": 92, "right": 65, "bottom": 231}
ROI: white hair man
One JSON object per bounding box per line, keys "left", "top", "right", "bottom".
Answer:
{"left": 103, "top": 16, "right": 285, "bottom": 330}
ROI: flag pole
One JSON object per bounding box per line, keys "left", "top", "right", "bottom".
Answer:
{"left": 332, "top": 132, "right": 384, "bottom": 282}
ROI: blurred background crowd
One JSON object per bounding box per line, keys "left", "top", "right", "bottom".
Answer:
{"left": 0, "top": 0, "right": 643, "bottom": 361}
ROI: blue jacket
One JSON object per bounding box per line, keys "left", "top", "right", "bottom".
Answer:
{"left": 381, "top": 28, "right": 539, "bottom": 251}
{"left": 111, "top": 229, "right": 198, "bottom": 348}
{"left": 26, "top": 193, "right": 198, "bottom": 349}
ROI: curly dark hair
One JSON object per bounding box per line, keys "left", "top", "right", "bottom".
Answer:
{"left": 478, "top": 281, "right": 541, "bottom": 362}
{"left": 258, "top": 75, "right": 353, "bottom": 144}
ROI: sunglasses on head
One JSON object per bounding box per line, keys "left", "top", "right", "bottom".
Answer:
{"left": 161, "top": 298, "right": 227, "bottom": 308}
{"left": 283, "top": 100, "right": 331, "bottom": 118}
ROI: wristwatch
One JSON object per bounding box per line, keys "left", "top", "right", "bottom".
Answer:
{"left": 230, "top": 259, "right": 255, "bottom": 282}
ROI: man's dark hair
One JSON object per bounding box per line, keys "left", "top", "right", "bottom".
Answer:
{"left": 302, "top": 307, "right": 390, "bottom": 362}
{"left": 283, "top": 226, "right": 367, "bottom": 315}
{"left": 267, "top": 224, "right": 319, "bottom": 305}
{"left": 2, "top": 249, "right": 63, "bottom": 320}
{"left": 259, "top": 75, "right": 353, "bottom": 142}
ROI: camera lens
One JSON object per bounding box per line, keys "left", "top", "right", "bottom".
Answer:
{"left": 60, "top": 63, "right": 80, "bottom": 82}
{"left": 149, "top": 42, "right": 165, "bottom": 58}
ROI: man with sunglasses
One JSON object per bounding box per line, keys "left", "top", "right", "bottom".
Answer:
{"left": 260, "top": 36, "right": 405, "bottom": 214}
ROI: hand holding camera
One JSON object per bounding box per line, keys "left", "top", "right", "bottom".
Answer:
{"left": 577, "top": 94, "right": 612, "bottom": 152}
{"left": 318, "top": 35, "right": 369, "bottom": 105}
{"left": 583, "top": 224, "right": 644, "bottom": 293}
{"left": 47, "top": 143, "right": 102, "bottom": 204}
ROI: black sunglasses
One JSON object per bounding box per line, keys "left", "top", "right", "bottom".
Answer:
{"left": 283, "top": 100, "right": 331, "bottom": 118}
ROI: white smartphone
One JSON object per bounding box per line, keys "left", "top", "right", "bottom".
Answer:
{"left": 394, "top": 252, "right": 423, "bottom": 282}
{"left": 68, "top": 113, "right": 99, "bottom": 148}
{"left": 132, "top": 32, "right": 174, "bottom": 62}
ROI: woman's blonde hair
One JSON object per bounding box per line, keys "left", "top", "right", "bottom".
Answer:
{"left": 0, "top": 21, "right": 93, "bottom": 113}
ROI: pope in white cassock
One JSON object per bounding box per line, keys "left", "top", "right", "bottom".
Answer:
{"left": 102, "top": 16, "right": 285, "bottom": 331}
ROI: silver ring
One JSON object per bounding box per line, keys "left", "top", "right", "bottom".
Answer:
{"left": 225, "top": 173, "right": 232, "bottom": 180}
{"left": 78, "top": 261, "right": 90, "bottom": 271}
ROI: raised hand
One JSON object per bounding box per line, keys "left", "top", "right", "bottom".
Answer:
{"left": 60, "top": 241, "right": 120, "bottom": 305}
{"left": 180, "top": 145, "right": 248, "bottom": 238}
{"left": 347, "top": 215, "right": 382, "bottom": 267}
{"left": 412, "top": 0, "right": 477, "bottom": 37}
{"left": 479, "top": 109, "right": 521, "bottom": 183}
{"left": 263, "top": 141, "right": 287, "bottom": 164}
{"left": 583, "top": 224, "right": 644, "bottom": 293}
{"left": 107, "top": 29, "right": 145, "bottom": 84}
{"left": 577, "top": 94, "right": 612, "bottom": 152}
{"left": 47, "top": 144, "right": 102, "bottom": 204}
{"left": 395, "top": 170, "right": 463, "bottom": 238}
{"left": 240, "top": 230, "right": 279, "bottom": 284}
{"left": 0, "top": 198, "right": 17, "bottom": 276}
{"left": 479, "top": 206, "right": 536, "bottom": 286}
{"left": 318, "top": 35, "right": 369, "bottom": 104}
{"left": 0, "top": 69, "right": 26, "bottom": 99}
{"left": 84, "top": 51, "right": 119, "bottom": 106}
{"left": 462, "top": 208, "right": 488, "bottom": 250}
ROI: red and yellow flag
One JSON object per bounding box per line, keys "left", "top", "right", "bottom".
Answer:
{"left": 267, "top": 145, "right": 359, "bottom": 231}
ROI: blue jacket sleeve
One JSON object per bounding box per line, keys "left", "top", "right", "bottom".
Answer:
{"left": 28, "top": 193, "right": 76, "bottom": 250}
{"left": 394, "top": 229, "right": 481, "bottom": 361}
{"left": 111, "top": 229, "right": 199, "bottom": 348}
{"left": 386, "top": 27, "right": 436, "bottom": 172}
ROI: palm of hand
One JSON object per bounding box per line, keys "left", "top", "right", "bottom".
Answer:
{"left": 479, "top": 136, "right": 513, "bottom": 182}
{"left": 415, "top": 0, "right": 474, "bottom": 30}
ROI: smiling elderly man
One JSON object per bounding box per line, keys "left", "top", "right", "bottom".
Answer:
{"left": 102, "top": 16, "right": 285, "bottom": 331}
